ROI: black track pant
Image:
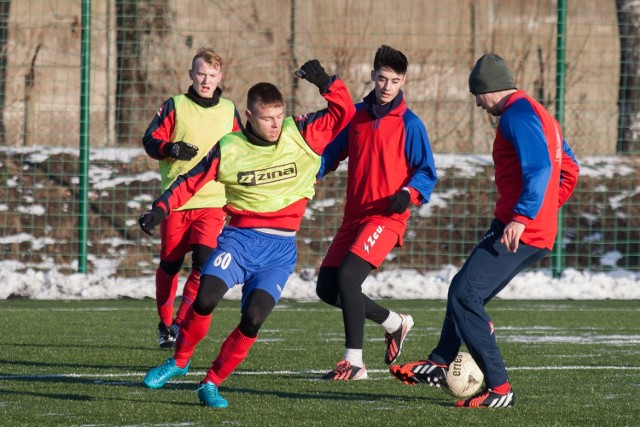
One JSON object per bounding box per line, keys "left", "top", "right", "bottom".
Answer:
{"left": 316, "top": 252, "right": 391, "bottom": 349}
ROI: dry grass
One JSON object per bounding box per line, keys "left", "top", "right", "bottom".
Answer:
{"left": 4, "top": 150, "right": 637, "bottom": 276}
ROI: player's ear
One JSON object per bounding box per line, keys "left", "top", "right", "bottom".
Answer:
{"left": 370, "top": 69, "right": 375, "bottom": 82}
{"left": 245, "top": 109, "right": 252, "bottom": 122}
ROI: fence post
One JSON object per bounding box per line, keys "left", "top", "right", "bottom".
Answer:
{"left": 78, "top": 0, "right": 91, "bottom": 273}
{"left": 552, "top": 0, "right": 567, "bottom": 278}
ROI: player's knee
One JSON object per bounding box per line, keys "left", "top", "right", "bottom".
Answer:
{"left": 191, "top": 245, "right": 214, "bottom": 272}
{"left": 336, "top": 254, "right": 371, "bottom": 292}
{"left": 316, "top": 286, "right": 336, "bottom": 305}
{"left": 160, "top": 259, "right": 183, "bottom": 276}
{"left": 316, "top": 267, "right": 339, "bottom": 304}
{"left": 192, "top": 276, "right": 227, "bottom": 315}
{"left": 315, "top": 281, "right": 338, "bottom": 304}
{"left": 448, "top": 280, "right": 468, "bottom": 304}
{"left": 447, "top": 276, "right": 480, "bottom": 312}
{"left": 337, "top": 268, "right": 364, "bottom": 295}
{"left": 239, "top": 290, "right": 275, "bottom": 337}
{"left": 238, "top": 311, "right": 265, "bottom": 338}
{"left": 192, "top": 296, "right": 216, "bottom": 315}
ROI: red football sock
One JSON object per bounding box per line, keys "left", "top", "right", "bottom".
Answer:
{"left": 174, "top": 308, "right": 211, "bottom": 368}
{"left": 175, "top": 270, "right": 200, "bottom": 325}
{"left": 492, "top": 382, "right": 511, "bottom": 394}
{"left": 156, "top": 268, "right": 178, "bottom": 326}
{"left": 204, "top": 327, "right": 257, "bottom": 386}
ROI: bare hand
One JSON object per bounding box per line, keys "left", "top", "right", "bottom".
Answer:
{"left": 500, "top": 221, "right": 525, "bottom": 253}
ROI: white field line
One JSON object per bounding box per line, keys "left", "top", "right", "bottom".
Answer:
{"left": 1, "top": 365, "right": 639, "bottom": 382}
{"left": 2, "top": 305, "right": 639, "bottom": 313}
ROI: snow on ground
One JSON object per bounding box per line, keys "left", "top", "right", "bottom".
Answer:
{"left": 1, "top": 148, "right": 638, "bottom": 301}
{"left": 1, "top": 264, "right": 638, "bottom": 300}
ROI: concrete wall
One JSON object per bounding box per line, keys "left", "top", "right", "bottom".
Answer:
{"left": 1, "top": 0, "right": 621, "bottom": 155}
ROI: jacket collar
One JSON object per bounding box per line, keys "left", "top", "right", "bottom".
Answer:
{"left": 185, "top": 86, "right": 222, "bottom": 108}
{"left": 363, "top": 89, "right": 405, "bottom": 119}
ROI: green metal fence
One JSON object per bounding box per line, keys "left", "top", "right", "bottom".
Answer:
{"left": 0, "top": 0, "right": 638, "bottom": 280}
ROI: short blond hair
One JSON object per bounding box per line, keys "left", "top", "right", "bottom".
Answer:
{"left": 192, "top": 46, "right": 222, "bottom": 70}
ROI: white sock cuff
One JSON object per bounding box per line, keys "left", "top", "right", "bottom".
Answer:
{"left": 344, "top": 348, "right": 364, "bottom": 367}
{"left": 381, "top": 311, "right": 403, "bottom": 333}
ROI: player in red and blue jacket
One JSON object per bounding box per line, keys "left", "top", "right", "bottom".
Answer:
{"left": 390, "top": 53, "right": 579, "bottom": 408}
{"left": 493, "top": 90, "right": 579, "bottom": 250}
{"left": 316, "top": 45, "right": 438, "bottom": 380}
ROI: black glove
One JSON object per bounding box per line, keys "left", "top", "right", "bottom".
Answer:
{"left": 386, "top": 188, "right": 411, "bottom": 214}
{"left": 138, "top": 206, "right": 167, "bottom": 236}
{"left": 163, "top": 141, "right": 199, "bottom": 160}
{"left": 299, "top": 59, "right": 332, "bottom": 90}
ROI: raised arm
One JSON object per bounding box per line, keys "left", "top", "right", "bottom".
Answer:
{"left": 293, "top": 60, "right": 355, "bottom": 155}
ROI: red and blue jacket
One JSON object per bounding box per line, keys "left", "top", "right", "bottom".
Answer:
{"left": 318, "top": 90, "right": 437, "bottom": 241}
{"left": 494, "top": 90, "right": 579, "bottom": 249}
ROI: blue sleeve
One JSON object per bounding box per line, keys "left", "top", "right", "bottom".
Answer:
{"left": 403, "top": 111, "right": 438, "bottom": 204}
{"left": 562, "top": 138, "right": 578, "bottom": 166}
{"left": 317, "top": 124, "right": 349, "bottom": 179}
{"left": 499, "top": 101, "right": 552, "bottom": 218}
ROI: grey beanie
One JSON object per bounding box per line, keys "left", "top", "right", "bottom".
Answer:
{"left": 468, "top": 53, "right": 516, "bottom": 94}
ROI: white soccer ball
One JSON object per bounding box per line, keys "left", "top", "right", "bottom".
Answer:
{"left": 443, "top": 351, "right": 484, "bottom": 398}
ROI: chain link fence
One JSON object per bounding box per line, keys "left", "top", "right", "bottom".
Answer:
{"left": 0, "top": 0, "right": 638, "bottom": 279}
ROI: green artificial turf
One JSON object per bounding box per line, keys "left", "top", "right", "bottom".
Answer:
{"left": 1, "top": 299, "right": 638, "bottom": 426}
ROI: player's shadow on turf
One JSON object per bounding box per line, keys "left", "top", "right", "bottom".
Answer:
{"left": 0, "top": 358, "right": 166, "bottom": 373}
{"left": 0, "top": 374, "right": 147, "bottom": 387}
{"left": 226, "top": 386, "right": 447, "bottom": 405}
{"left": 0, "top": 386, "right": 204, "bottom": 408}
{"left": 140, "top": 385, "right": 452, "bottom": 408}
{"left": 0, "top": 388, "right": 93, "bottom": 401}
{"left": 5, "top": 342, "right": 152, "bottom": 351}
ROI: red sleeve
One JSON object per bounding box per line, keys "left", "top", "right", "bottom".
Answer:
{"left": 558, "top": 142, "right": 579, "bottom": 207}
{"left": 142, "top": 98, "right": 176, "bottom": 159}
{"left": 402, "top": 186, "right": 420, "bottom": 205}
{"left": 153, "top": 149, "right": 221, "bottom": 214}
{"left": 294, "top": 79, "right": 355, "bottom": 154}
{"left": 232, "top": 107, "right": 243, "bottom": 132}
{"left": 511, "top": 213, "right": 531, "bottom": 225}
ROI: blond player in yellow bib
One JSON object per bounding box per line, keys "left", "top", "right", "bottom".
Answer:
{"left": 142, "top": 46, "right": 242, "bottom": 349}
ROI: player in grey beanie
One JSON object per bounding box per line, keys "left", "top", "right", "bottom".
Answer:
{"left": 390, "top": 51, "right": 580, "bottom": 409}
{"left": 468, "top": 53, "right": 516, "bottom": 94}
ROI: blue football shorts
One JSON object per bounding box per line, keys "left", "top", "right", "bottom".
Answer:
{"left": 201, "top": 226, "right": 297, "bottom": 308}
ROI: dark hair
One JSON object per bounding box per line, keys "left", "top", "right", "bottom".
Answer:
{"left": 373, "top": 45, "right": 408, "bottom": 74}
{"left": 247, "top": 82, "right": 284, "bottom": 111}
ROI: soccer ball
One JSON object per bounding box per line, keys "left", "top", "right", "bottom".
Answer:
{"left": 443, "top": 352, "right": 484, "bottom": 398}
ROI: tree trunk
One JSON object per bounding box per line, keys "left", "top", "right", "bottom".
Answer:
{"left": 616, "top": 0, "right": 640, "bottom": 153}
{"left": 115, "top": 0, "right": 173, "bottom": 145}
{"left": 0, "top": 1, "right": 10, "bottom": 143}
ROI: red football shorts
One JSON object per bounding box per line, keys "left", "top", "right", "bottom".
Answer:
{"left": 160, "top": 207, "right": 226, "bottom": 261}
{"left": 321, "top": 221, "right": 400, "bottom": 268}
